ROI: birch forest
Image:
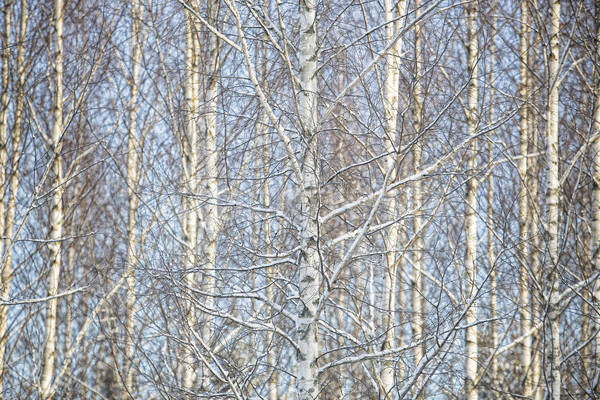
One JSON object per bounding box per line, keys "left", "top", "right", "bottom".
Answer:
{"left": 2, "top": 0, "right": 600, "bottom": 398}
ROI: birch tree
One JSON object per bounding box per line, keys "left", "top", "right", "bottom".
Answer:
{"left": 381, "top": 0, "right": 407, "bottom": 396}
{"left": 518, "top": 1, "right": 533, "bottom": 397}
{"left": 464, "top": 1, "right": 480, "bottom": 399}
{"left": 122, "top": 0, "right": 143, "bottom": 396}
{"left": 411, "top": 1, "right": 426, "bottom": 397}
{"left": 39, "top": 0, "right": 65, "bottom": 396}
{"left": 296, "top": 1, "right": 320, "bottom": 398}
{"left": 180, "top": 0, "right": 200, "bottom": 392}
{"left": 0, "top": 1, "right": 597, "bottom": 398}
{"left": 545, "top": 1, "right": 561, "bottom": 398}
{"left": 0, "top": 0, "right": 13, "bottom": 390}
{"left": 200, "top": 0, "right": 220, "bottom": 389}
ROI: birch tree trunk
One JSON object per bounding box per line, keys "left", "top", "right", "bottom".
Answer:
{"left": 122, "top": 0, "right": 142, "bottom": 397}
{"left": 297, "top": 1, "right": 320, "bottom": 398}
{"left": 465, "top": 2, "right": 479, "bottom": 399}
{"left": 182, "top": 0, "right": 200, "bottom": 392}
{"left": 39, "top": 0, "right": 65, "bottom": 397}
{"left": 518, "top": 2, "right": 533, "bottom": 397}
{"left": 201, "top": 0, "right": 220, "bottom": 390}
{"left": 592, "top": 0, "right": 600, "bottom": 397}
{"left": 411, "top": 1, "right": 425, "bottom": 397}
{"left": 264, "top": 137, "right": 278, "bottom": 400}
{"left": 0, "top": 0, "right": 12, "bottom": 391}
{"left": 530, "top": 114, "right": 544, "bottom": 400}
{"left": 545, "top": 1, "right": 561, "bottom": 399}
{"left": 381, "top": 0, "right": 406, "bottom": 395}
{"left": 0, "top": 0, "right": 11, "bottom": 256}
{"left": 0, "top": 3, "right": 26, "bottom": 388}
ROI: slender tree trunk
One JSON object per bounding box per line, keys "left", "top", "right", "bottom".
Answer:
{"left": 528, "top": 17, "right": 543, "bottom": 398}
{"left": 296, "top": 1, "right": 320, "bottom": 398}
{"left": 40, "top": 0, "right": 64, "bottom": 397}
{"left": 264, "top": 146, "right": 278, "bottom": 400}
{"left": 201, "top": 0, "right": 219, "bottom": 390}
{"left": 592, "top": 0, "right": 600, "bottom": 397}
{"left": 0, "top": 0, "right": 11, "bottom": 255}
{"left": 411, "top": 1, "right": 425, "bottom": 397}
{"left": 465, "top": 2, "right": 479, "bottom": 399}
{"left": 122, "top": 0, "right": 142, "bottom": 397}
{"left": 381, "top": 0, "right": 406, "bottom": 396}
{"left": 530, "top": 116, "right": 544, "bottom": 400}
{"left": 182, "top": 0, "right": 200, "bottom": 392}
{"left": 546, "top": 1, "right": 561, "bottom": 399}
{"left": 0, "top": 0, "right": 12, "bottom": 391}
{"left": 518, "top": 2, "right": 533, "bottom": 397}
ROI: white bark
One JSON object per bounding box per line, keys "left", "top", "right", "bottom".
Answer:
{"left": 518, "top": 2, "right": 533, "bottom": 397}
{"left": 381, "top": 0, "right": 406, "bottom": 396}
{"left": 0, "top": 0, "right": 12, "bottom": 391}
{"left": 0, "top": 0, "right": 11, "bottom": 254}
{"left": 530, "top": 113, "right": 544, "bottom": 400}
{"left": 2, "top": 0, "right": 26, "bottom": 363}
{"left": 39, "top": 0, "right": 64, "bottom": 397}
{"left": 546, "top": 1, "right": 561, "bottom": 399}
{"left": 465, "top": 2, "right": 479, "bottom": 399}
{"left": 411, "top": 1, "right": 425, "bottom": 397}
{"left": 297, "top": 1, "right": 319, "bottom": 398}
{"left": 122, "top": 0, "right": 142, "bottom": 397}
{"left": 201, "top": 0, "right": 219, "bottom": 390}
{"left": 182, "top": 0, "right": 200, "bottom": 392}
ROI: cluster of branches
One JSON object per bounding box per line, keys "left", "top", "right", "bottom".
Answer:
{"left": 0, "top": 0, "right": 599, "bottom": 399}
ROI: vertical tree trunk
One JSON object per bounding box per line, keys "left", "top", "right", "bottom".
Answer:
{"left": 0, "top": 0, "right": 11, "bottom": 254}
{"left": 122, "top": 0, "right": 142, "bottom": 397}
{"left": 0, "top": 0, "right": 12, "bottom": 392}
{"left": 40, "top": 0, "right": 64, "bottom": 397}
{"left": 518, "top": 2, "right": 533, "bottom": 397}
{"left": 411, "top": 1, "right": 425, "bottom": 397}
{"left": 201, "top": 0, "right": 219, "bottom": 390}
{"left": 530, "top": 118, "right": 544, "bottom": 400}
{"left": 546, "top": 1, "right": 561, "bottom": 399}
{"left": 182, "top": 0, "right": 200, "bottom": 392}
{"left": 380, "top": 0, "right": 406, "bottom": 396}
{"left": 297, "top": 1, "right": 319, "bottom": 398}
{"left": 465, "top": 2, "right": 479, "bottom": 399}
{"left": 592, "top": 0, "right": 600, "bottom": 397}
{"left": 527, "top": 17, "right": 543, "bottom": 398}
{"left": 2, "top": 2, "right": 27, "bottom": 386}
{"left": 264, "top": 140, "right": 278, "bottom": 400}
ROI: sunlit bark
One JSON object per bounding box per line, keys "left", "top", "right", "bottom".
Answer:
{"left": 411, "top": 1, "right": 425, "bottom": 397}
{"left": 40, "top": 0, "right": 65, "bottom": 397}
{"left": 465, "top": 2, "right": 479, "bottom": 399}
{"left": 296, "top": 1, "right": 320, "bottom": 398}
{"left": 122, "top": 0, "right": 142, "bottom": 397}
{"left": 181, "top": 0, "right": 200, "bottom": 392}
{"left": 380, "top": 0, "right": 407, "bottom": 396}
{"left": 545, "top": 1, "right": 561, "bottom": 399}
{"left": 518, "top": 2, "right": 533, "bottom": 397}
